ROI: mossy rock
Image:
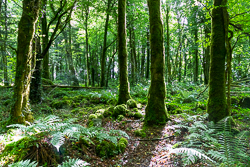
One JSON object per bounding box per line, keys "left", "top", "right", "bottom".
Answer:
{"left": 117, "top": 115, "right": 125, "bottom": 121}
{"left": 126, "top": 111, "right": 135, "bottom": 117}
{"left": 132, "top": 108, "right": 139, "bottom": 113}
{"left": 52, "top": 91, "right": 68, "bottom": 98}
{"left": 127, "top": 99, "right": 137, "bottom": 108}
{"left": 107, "top": 98, "right": 117, "bottom": 105}
{"left": 134, "top": 112, "right": 143, "bottom": 119}
{"left": 88, "top": 114, "right": 98, "bottom": 121}
{"left": 118, "top": 137, "right": 128, "bottom": 153}
{"left": 113, "top": 105, "right": 127, "bottom": 117}
{"left": 42, "top": 78, "right": 54, "bottom": 85}
{"left": 196, "top": 108, "right": 203, "bottom": 113}
{"left": 96, "top": 113, "right": 104, "bottom": 119}
{"left": 95, "top": 109, "right": 105, "bottom": 114}
{"left": 134, "top": 129, "right": 146, "bottom": 138}
{"left": 96, "top": 140, "right": 117, "bottom": 158}
{"left": 51, "top": 100, "right": 72, "bottom": 109}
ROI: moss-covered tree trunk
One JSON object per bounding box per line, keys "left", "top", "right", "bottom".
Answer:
{"left": 11, "top": 0, "right": 40, "bottom": 123}
{"left": 166, "top": 6, "right": 171, "bottom": 83}
{"left": 3, "top": 0, "right": 9, "bottom": 86}
{"left": 207, "top": 0, "right": 229, "bottom": 123}
{"left": 146, "top": 29, "right": 150, "bottom": 79}
{"left": 85, "top": 3, "right": 90, "bottom": 87}
{"left": 30, "top": 35, "right": 42, "bottom": 104}
{"left": 204, "top": 25, "right": 211, "bottom": 85}
{"left": 145, "top": 0, "right": 168, "bottom": 125}
{"left": 118, "top": 0, "right": 131, "bottom": 104}
{"left": 41, "top": 0, "right": 50, "bottom": 79}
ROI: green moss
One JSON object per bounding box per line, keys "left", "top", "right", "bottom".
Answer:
{"left": 88, "top": 114, "right": 97, "bottom": 120}
{"left": 126, "top": 99, "right": 137, "bottom": 108}
{"left": 126, "top": 111, "right": 135, "bottom": 117}
{"left": 117, "top": 115, "right": 125, "bottom": 121}
{"left": 119, "top": 137, "right": 128, "bottom": 145}
{"left": 134, "top": 129, "right": 146, "bottom": 138}
{"left": 132, "top": 108, "right": 138, "bottom": 112}
{"left": 107, "top": 99, "right": 117, "bottom": 105}
{"left": 42, "top": 78, "right": 54, "bottom": 85}
{"left": 95, "top": 109, "right": 105, "bottom": 114}
{"left": 51, "top": 100, "right": 72, "bottom": 109}
{"left": 96, "top": 141, "right": 117, "bottom": 158}
{"left": 134, "top": 112, "right": 143, "bottom": 119}
{"left": 113, "top": 105, "right": 127, "bottom": 117}
{"left": 96, "top": 113, "right": 104, "bottom": 119}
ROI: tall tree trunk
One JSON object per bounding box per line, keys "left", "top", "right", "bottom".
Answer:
{"left": 140, "top": 46, "right": 146, "bottom": 78}
{"left": 11, "top": 0, "right": 40, "bottom": 123}
{"left": 100, "top": 0, "right": 111, "bottom": 87}
{"left": 145, "top": 0, "right": 168, "bottom": 125}
{"left": 166, "top": 6, "right": 171, "bottom": 82}
{"left": 194, "top": 27, "right": 199, "bottom": 84}
{"left": 207, "top": 0, "right": 229, "bottom": 123}
{"left": 118, "top": 0, "right": 131, "bottom": 104}
{"left": 30, "top": 36, "right": 42, "bottom": 104}
{"left": 129, "top": 26, "right": 135, "bottom": 85}
{"left": 42, "top": 0, "right": 50, "bottom": 79}
{"left": 3, "top": 0, "right": 9, "bottom": 86}
{"left": 85, "top": 3, "right": 90, "bottom": 87}
{"left": 204, "top": 26, "right": 210, "bottom": 85}
{"left": 66, "top": 23, "right": 79, "bottom": 86}
{"left": 146, "top": 29, "right": 150, "bottom": 79}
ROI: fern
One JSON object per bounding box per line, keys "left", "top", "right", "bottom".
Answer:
{"left": 58, "top": 158, "right": 90, "bottom": 167}
{"left": 9, "top": 159, "right": 38, "bottom": 167}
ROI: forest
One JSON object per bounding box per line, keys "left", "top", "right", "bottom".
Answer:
{"left": 0, "top": 0, "right": 250, "bottom": 166}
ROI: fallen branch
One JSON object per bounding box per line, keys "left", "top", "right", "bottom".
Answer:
{"left": 130, "top": 135, "right": 175, "bottom": 141}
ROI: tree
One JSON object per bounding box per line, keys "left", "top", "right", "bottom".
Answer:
{"left": 11, "top": 0, "right": 40, "bottom": 123}
{"left": 144, "top": 0, "right": 168, "bottom": 125}
{"left": 117, "top": 0, "right": 131, "bottom": 104}
{"left": 207, "top": 0, "right": 229, "bottom": 123}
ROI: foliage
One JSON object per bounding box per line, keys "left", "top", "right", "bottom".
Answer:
{"left": 168, "top": 114, "right": 250, "bottom": 166}
{"left": 0, "top": 115, "right": 129, "bottom": 166}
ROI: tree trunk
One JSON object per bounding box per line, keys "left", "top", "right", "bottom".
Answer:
{"left": 42, "top": 0, "right": 50, "bottom": 79}
{"left": 140, "top": 46, "right": 146, "bottom": 78}
{"left": 166, "top": 6, "right": 171, "bottom": 83}
{"left": 30, "top": 36, "right": 42, "bottom": 104}
{"left": 145, "top": 0, "right": 168, "bottom": 125}
{"left": 100, "top": 0, "right": 111, "bottom": 87}
{"left": 146, "top": 29, "right": 150, "bottom": 79}
{"left": 66, "top": 23, "right": 79, "bottom": 86}
{"left": 204, "top": 26, "right": 210, "bottom": 85}
{"left": 3, "top": 0, "right": 9, "bottom": 86}
{"left": 194, "top": 27, "right": 199, "bottom": 84}
{"left": 129, "top": 26, "right": 135, "bottom": 85}
{"left": 118, "top": 0, "right": 131, "bottom": 104}
{"left": 207, "top": 0, "right": 229, "bottom": 123}
{"left": 85, "top": 3, "right": 90, "bottom": 87}
{"left": 11, "top": 0, "right": 40, "bottom": 123}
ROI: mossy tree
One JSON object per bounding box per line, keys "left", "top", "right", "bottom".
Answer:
{"left": 207, "top": 0, "right": 229, "bottom": 123}
{"left": 144, "top": 0, "right": 168, "bottom": 125}
{"left": 117, "top": 0, "right": 131, "bottom": 104}
{"left": 11, "top": 0, "right": 40, "bottom": 123}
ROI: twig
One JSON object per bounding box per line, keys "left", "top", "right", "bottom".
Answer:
{"left": 130, "top": 135, "right": 175, "bottom": 141}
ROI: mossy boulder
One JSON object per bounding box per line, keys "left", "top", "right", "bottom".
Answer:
{"left": 134, "top": 112, "right": 143, "bottom": 119}
{"left": 96, "top": 113, "right": 104, "bottom": 119}
{"left": 95, "top": 109, "right": 105, "bottom": 114}
{"left": 42, "top": 78, "right": 54, "bottom": 85}
{"left": 88, "top": 114, "right": 97, "bottom": 120}
{"left": 134, "top": 129, "right": 146, "bottom": 138}
{"left": 103, "top": 107, "right": 114, "bottom": 117}
{"left": 127, "top": 99, "right": 137, "bottom": 108}
{"left": 132, "top": 108, "right": 138, "bottom": 113}
{"left": 117, "top": 115, "right": 125, "bottom": 121}
{"left": 107, "top": 98, "right": 117, "bottom": 105}
{"left": 96, "top": 140, "right": 117, "bottom": 158}
{"left": 113, "top": 105, "right": 127, "bottom": 117}
{"left": 51, "top": 100, "right": 72, "bottom": 109}
{"left": 118, "top": 138, "right": 128, "bottom": 153}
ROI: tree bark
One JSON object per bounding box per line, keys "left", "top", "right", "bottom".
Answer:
{"left": 41, "top": 0, "right": 50, "bottom": 79}
{"left": 166, "top": 6, "right": 171, "bottom": 83}
{"left": 118, "top": 0, "right": 131, "bottom": 104}
{"left": 11, "top": 0, "right": 40, "bottom": 123}
{"left": 85, "top": 2, "right": 90, "bottom": 87}
{"left": 145, "top": 0, "right": 168, "bottom": 125}
{"left": 100, "top": 0, "right": 111, "bottom": 87}
{"left": 207, "top": 0, "right": 229, "bottom": 123}
{"left": 3, "top": 0, "right": 9, "bottom": 86}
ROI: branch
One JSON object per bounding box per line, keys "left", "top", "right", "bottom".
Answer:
{"left": 105, "top": 38, "right": 117, "bottom": 50}
{"left": 230, "top": 10, "right": 250, "bottom": 20}
{"left": 8, "top": 45, "right": 17, "bottom": 53}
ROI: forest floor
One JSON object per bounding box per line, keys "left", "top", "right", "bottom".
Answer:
{"left": 0, "top": 83, "right": 250, "bottom": 166}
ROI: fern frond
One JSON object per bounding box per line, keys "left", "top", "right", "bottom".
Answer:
{"left": 169, "top": 148, "right": 215, "bottom": 164}
{"left": 58, "top": 158, "right": 90, "bottom": 167}
{"left": 9, "top": 159, "right": 38, "bottom": 167}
